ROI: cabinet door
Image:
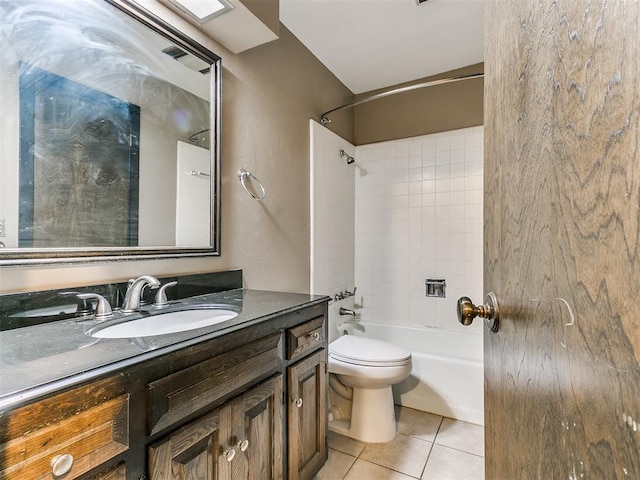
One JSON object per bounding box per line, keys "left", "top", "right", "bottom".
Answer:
{"left": 148, "top": 406, "right": 227, "bottom": 480}
{"left": 85, "top": 463, "right": 126, "bottom": 480}
{"left": 231, "top": 375, "right": 284, "bottom": 480}
{"left": 149, "top": 375, "right": 284, "bottom": 480}
{"left": 287, "top": 349, "right": 327, "bottom": 480}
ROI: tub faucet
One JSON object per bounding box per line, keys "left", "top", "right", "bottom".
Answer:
{"left": 121, "top": 275, "right": 161, "bottom": 313}
{"left": 339, "top": 307, "right": 356, "bottom": 317}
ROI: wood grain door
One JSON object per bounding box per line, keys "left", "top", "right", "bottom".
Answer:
{"left": 231, "top": 375, "right": 284, "bottom": 480}
{"left": 148, "top": 406, "right": 225, "bottom": 480}
{"left": 148, "top": 376, "right": 283, "bottom": 480}
{"left": 485, "top": 1, "right": 640, "bottom": 478}
{"left": 287, "top": 349, "right": 327, "bottom": 480}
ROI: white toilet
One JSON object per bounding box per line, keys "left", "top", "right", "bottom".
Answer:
{"left": 328, "top": 335, "right": 412, "bottom": 443}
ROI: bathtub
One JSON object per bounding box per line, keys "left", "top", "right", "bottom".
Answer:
{"left": 343, "top": 321, "right": 484, "bottom": 426}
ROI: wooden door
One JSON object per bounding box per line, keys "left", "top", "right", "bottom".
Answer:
{"left": 231, "top": 375, "right": 284, "bottom": 480}
{"left": 485, "top": 1, "right": 640, "bottom": 478}
{"left": 287, "top": 349, "right": 327, "bottom": 480}
{"left": 148, "top": 376, "right": 283, "bottom": 480}
{"left": 148, "top": 407, "right": 225, "bottom": 480}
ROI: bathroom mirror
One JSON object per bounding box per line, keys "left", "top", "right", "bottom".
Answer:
{"left": 0, "top": 0, "right": 221, "bottom": 265}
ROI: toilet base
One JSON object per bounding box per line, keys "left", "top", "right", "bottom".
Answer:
{"left": 329, "top": 385, "right": 397, "bottom": 443}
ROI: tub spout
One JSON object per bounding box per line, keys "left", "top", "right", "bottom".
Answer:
{"left": 339, "top": 307, "right": 356, "bottom": 317}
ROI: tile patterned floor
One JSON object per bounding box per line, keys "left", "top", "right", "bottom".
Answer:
{"left": 314, "top": 406, "right": 485, "bottom": 480}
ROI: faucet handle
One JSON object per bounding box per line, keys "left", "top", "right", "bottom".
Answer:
{"left": 59, "top": 291, "right": 94, "bottom": 317}
{"left": 77, "top": 293, "right": 113, "bottom": 319}
{"left": 153, "top": 281, "right": 178, "bottom": 308}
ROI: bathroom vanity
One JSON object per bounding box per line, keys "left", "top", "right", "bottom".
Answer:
{"left": 0, "top": 283, "right": 329, "bottom": 480}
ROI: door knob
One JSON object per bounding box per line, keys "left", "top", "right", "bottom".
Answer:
{"left": 457, "top": 292, "right": 500, "bottom": 333}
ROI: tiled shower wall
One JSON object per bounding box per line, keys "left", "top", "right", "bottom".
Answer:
{"left": 310, "top": 120, "right": 356, "bottom": 343}
{"left": 354, "top": 126, "right": 484, "bottom": 333}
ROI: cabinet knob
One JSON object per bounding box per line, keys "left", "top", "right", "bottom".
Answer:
{"left": 223, "top": 447, "right": 236, "bottom": 462}
{"left": 51, "top": 454, "right": 74, "bottom": 476}
{"left": 312, "top": 332, "right": 320, "bottom": 340}
{"left": 237, "top": 439, "right": 249, "bottom": 452}
{"left": 294, "top": 398, "right": 303, "bottom": 408}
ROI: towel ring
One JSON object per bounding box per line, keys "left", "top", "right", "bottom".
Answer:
{"left": 238, "top": 169, "right": 266, "bottom": 200}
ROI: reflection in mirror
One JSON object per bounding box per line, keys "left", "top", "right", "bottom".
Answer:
{"left": 0, "top": 0, "right": 221, "bottom": 264}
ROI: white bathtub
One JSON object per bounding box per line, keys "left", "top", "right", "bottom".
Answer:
{"left": 345, "top": 321, "right": 484, "bottom": 426}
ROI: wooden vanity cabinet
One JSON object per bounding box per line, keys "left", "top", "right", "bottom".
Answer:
{"left": 146, "top": 313, "right": 328, "bottom": 480}
{"left": 87, "top": 463, "right": 127, "bottom": 480}
{"left": 285, "top": 316, "right": 328, "bottom": 480}
{"left": 0, "top": 301, "right": 328, "bottom": 480}
{"left": 287, "top": 350, "right": 326, "bottom": 480}
{"left": 148, "top": 375, "right": 283, "bottom": 480}
{"left": 0, "top": 376, "right": 130, "bottom": 480}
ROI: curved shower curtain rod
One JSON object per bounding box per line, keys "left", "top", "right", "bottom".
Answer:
{"left": 320, "top": 72, "right": 484, "bottom": 126}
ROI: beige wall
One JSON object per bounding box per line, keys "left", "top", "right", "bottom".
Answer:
{"left": 354, "top": 63, "right": 484, "bottom": 145}
{"left": 0, "top": 3, "right": 353, "bottom": 294}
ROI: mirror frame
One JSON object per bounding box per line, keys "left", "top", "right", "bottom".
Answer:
{"left": 0, "top": 0, "right": 222, "bottom": 266}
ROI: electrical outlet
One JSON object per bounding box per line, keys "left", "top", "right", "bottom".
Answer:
{"left": 0, "top": 219, "right": 5, "bottom": 237}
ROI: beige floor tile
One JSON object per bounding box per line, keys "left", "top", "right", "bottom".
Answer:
{"left": 434, "top": 418, "right": 484, "bottom": 457}
{"left": 360, "top": 433, "right": 432, "bottom": 478}
{"left": 395, "top": 406, "right": 443, "bottom": 442}
{"left": 421, "top": 445, "right": 485, "bottom": 480}
{"left": 328, "top": 431, "right": 367, "bottom": 457}
{"left": 344, "top": 459, "right": 417, "bottom": 480}
{"left": 313, "top": 448, "right": 357, "bottom": 480}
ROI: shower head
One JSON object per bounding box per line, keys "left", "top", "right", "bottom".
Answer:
{"left": 340, "top": 149, "right": 355, "bottom": 165}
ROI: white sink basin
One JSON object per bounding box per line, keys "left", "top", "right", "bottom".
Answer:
{"left": 90, "top": 308, "right": 239, "bottom": 338}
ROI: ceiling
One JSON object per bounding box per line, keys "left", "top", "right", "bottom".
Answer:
{"left": 279, "top": 0, "right": 485, "bottom": 94}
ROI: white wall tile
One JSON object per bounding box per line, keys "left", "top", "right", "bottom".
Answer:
{"left": 450, "top": 149, "right": 465, "bottom": 165}
{"left": 423, "top": 152, "right": 436, "bottom": 167}
{"left": 355, "top": 126, "right": 484, "bottom": 334}
{"left": 436, "top": 137, "right": 451, "bottom": 152}
{"left": 422, "top": 138, "right": 436, "bottom": 154}
{"left": 310, "top": 121, "right": 356, "bottom": 342}
{"left": 409, "top": 155, "right": 422, "bottom": 169}
{"left": 436, "top": 151, "right": 450, "bottom": 165}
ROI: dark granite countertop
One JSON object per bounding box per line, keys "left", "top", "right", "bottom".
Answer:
{"left": 0, "top": 289, "right": 329, "bottom": 409}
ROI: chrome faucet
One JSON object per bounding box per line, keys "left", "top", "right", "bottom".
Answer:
{"left": 339, "top": 307, "right": 356, "bottom": 317}
{"left": 76, "top": 293, "right": 113, "bottom": 319}
{"left": 121, "top": 275, "right": 161, "bottom": 313}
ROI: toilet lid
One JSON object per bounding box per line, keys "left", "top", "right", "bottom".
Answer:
{"left": 329, "top": 335, "right": 411, "bottom": 367}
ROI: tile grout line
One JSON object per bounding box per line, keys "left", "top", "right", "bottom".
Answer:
{"left": 419, "top": 416, "right": 445, "bottom": 479}
{"left": 339, "top": 452, "right": 357, "bottom": 480}
{"left": 431, "top": 443, "right": 485, "bottom": 459}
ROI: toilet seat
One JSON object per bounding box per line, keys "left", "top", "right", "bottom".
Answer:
{"left": 329, "top": 335, "right": 411, "bottom": 367}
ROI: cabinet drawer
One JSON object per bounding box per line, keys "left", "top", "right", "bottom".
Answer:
{"left": 1, "top": 394, "right": 129, "bottom": 480}
{"left": 286, "top": 316, "right": 325, "bottom": 360}
{"left": 147, "top": 332, "right": 282, "bottom": 436}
